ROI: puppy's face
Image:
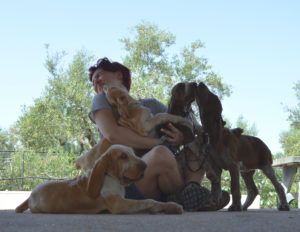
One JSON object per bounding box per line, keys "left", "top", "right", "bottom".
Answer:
{"left": 103, "top": 85, "right": 129, "bottom": 106}
{"left": 107, "top": 145, "right": 147, "bottom": 185}
{"left": 168, "top": 82, "right": 197, "bottom": 115}
{"left": 103, "top": 85, "right": 132, "bottom": 117}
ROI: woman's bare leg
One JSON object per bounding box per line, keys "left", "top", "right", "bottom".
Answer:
{"left": 134, "top": 145, "right": 184, "bottom": 200}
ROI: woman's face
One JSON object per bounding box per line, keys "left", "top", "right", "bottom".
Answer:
{"left": 92, "top": 68, "right": 123, "bottom": 94}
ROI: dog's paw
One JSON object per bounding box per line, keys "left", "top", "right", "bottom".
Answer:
{"left": 228, "top": 204, "right": 242, "bottom": 212}
{"left": 278, "top": 203, "right": 290, "bottom": 211}
{"left": 163, "top": 202, "right": 184, "bottom": 214}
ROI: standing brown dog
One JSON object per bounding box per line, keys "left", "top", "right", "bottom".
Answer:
{"left": 167, "top": 82, "right": 206, "bottom": 185}
{"left": 194, "top": 82, "right": 289, "bottom": 211}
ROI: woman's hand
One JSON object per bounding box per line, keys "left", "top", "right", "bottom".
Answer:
{"left": 160, "top": 123, "right": 184, "bottom": 147}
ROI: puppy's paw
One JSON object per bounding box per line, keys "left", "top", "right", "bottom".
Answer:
{"left": 163, "top": 202, "right": 184, "bottom": 214}
{"left": 278, "top": 203, "right": 290, "bottom": 211}
{"left": 228, "top": 204, "right": 242, "bottom": 212}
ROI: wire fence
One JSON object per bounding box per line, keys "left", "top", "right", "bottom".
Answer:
{"left": 0, "top": 149, "right": 298, "bottom": 194}
{"left": 0, "top": 150, "right": 79, "bottom": 191}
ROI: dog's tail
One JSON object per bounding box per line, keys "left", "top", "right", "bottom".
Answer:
{"left": 231, "top": 127, "right": 243, "bottom": 136}
{"left": 15, "top": 198, "right": 29, "bottom": 213}
{"left": 74, "top": 157, "right": 82, "bottom": 170}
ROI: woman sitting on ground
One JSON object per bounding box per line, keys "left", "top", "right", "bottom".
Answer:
{"left": 87, "top": 57, "right": 229, "bottom": 210}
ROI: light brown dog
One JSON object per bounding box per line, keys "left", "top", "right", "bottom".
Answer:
{"left": 75, "top": 85, "right": 194, "bottom": 171}
{"left": 15, "top": 144, "right": 183, "bottom": 214}
{"left": 194, "top": 82, "right": 290, "bottom": 211}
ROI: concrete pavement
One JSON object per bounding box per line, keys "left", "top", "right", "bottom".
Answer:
{"left": 1, "top": 191, "right": 298, "bottom": 232}
{"left": 1, "top": 209, "right": 300, "bottom": 232}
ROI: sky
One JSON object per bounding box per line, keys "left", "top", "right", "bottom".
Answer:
{"left": 0, "top": 0, "right": 299, "bottom": 154}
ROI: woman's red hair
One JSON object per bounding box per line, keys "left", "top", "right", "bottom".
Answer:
{"left": 88, "top": 57, "right": 131, "bottom": 91}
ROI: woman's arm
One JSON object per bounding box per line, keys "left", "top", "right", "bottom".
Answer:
{"left": 94, "top": 109, "right": 160, "bottom": 149}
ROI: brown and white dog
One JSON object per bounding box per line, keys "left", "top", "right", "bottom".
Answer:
{"left": 169, "top": 81, "right": 289, "bottom": 211}
{"left": 75, "top": 85, "right": 194, "bottom": 172}
{"left": 15, "top": 144, "right": 183, "bottom": 214}
{"left": 167, "top": 82, "right": 206, "bottom": 185}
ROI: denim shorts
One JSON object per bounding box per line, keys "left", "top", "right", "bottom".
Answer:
{"left": 125, "top": 184, "right": 145, "bottom": 200}
{"left": 125, "top": 184, "right": 167, "bottom": 202}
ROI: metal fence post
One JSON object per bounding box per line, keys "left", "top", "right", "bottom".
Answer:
{"left": 21, "top": 152, "right": 24, "bottom": 191}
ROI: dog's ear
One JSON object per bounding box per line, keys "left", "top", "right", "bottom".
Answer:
{"left": 86, "top": 153, "right": 110, "bottom": 199}
{"left": 198, "top": 82, "right": 207, "bottom": 90}
{"left": 117, "top": 95, "right": 130, "bottom": 118}
{"left": 190, "top": 82, "right": 197, "bottom": 90}
{"left": 197, "top": 82, "right": 209, "bottom": 101}
{"left": 117, "top": 95, "right": 128, "bottom": 106}
{"left": 188, "top": 82, "right": 197, "bottom": 101}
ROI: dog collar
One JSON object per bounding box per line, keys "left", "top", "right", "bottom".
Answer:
{"left": 129, "top": 101, "right": 141, "bottom": 107}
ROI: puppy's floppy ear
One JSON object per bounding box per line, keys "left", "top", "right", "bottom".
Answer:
{"left": 187, "top": 82, "right": 197, "bottom": 106}
{"left": 86, "top": 153, "right": 110, "bottom": 199}
{"left": 117, "top": 95, "right": 130, "bottom": 118}
{"left": 190, "top": 82, "right": 197, "bottom": 92}
{"left": 196, "top": 82, "right": 209, "bottom": 101}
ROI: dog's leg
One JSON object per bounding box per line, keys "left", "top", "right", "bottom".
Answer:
{"left": 241, "top": 170, "right": 258, "bottom": 211}
{"left": 261, "top": 165, "right": 290, "bottom": 211}
{"left": 104, "top": 195, "right": 183, "bottom": 214}
{"left": 205, "top": 162, "right": 222, "bottom": 210}
{"left": 144, "top": 113, "right": 192, "bottom": 133}
{"left": 228, "top": 166, "right": 242, "bottom": 211}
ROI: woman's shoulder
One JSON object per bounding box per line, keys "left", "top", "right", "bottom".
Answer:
{"left": 92, "top": 93, "right": 107, "bottom": 101}
{"left": 91, "top": 93, "right": 110, "bottom": 107}
{"left": 89, "top": 93, "right": 112, "bottom": 124}
{"left": 140, "top": 98, "right": 167, "bottom": 115}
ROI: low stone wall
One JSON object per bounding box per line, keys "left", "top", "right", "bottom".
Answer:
{"left": 0, "top": 191, "right": 260, "bottom": 210}
{"left": 0, "top": 191, "right": 31, "bottom": 210}
{"left": 224, "top": 194, "right": 260, "bottom": 209}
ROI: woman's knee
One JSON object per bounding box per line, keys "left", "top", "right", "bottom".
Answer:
{"left": 148, "top": 145, "right": 177, "bottom": 168}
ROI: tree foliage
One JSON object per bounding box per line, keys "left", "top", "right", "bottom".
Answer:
{"left": 121, "top": 21, "right": 231, "bottom": 105}
{"left": 14, "top": 47, "right": 97, "bottom": 153}
{"left": 0, "top": 127, "right": 18, "bottom": 151}
{"left": 14, "top": 22, "right": 232, "bottom": 153}
{"left": 0, "top": 150, "right": 78, "bottom": 191}
{"left": 280, "top": 81, "right": 300, "bottom": 157}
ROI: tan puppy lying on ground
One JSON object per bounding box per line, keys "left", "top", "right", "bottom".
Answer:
{"left": 15, "top": 144, "right": 183, "bottom": 214}
{"left": 75, "top": 85, "right": 194, "bottom": 172}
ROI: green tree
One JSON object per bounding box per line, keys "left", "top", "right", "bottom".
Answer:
{"left": 235, "top": 115, "right": 258, "bottom": 136}
{"left": 0, "top": 127, "right": 17, "bottom": 151}
{"left": 121, "top": 21, "right": 231, "bottom": 104}
{"left": 280, "top": 81, "right": 300, "bottom": 157}
{"left": 0, "top": 150, "right": 78, "bottom": 191}
{"left": 15, "top": 47, "right": 97, "bottom": 153}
